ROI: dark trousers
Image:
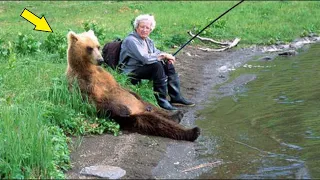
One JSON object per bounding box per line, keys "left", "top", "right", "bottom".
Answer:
{"left": 129, "top": 61, "right": 176, "bottom": 84}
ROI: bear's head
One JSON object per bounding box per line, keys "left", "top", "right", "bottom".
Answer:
{"left": 67, "top": 30, "right": 104, "bottom": 66}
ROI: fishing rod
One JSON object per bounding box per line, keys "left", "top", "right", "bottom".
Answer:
{"left": 173, "top": 0, "right": 245, "bottom": 56}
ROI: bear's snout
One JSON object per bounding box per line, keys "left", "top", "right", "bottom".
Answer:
{"left": 97, "top": 58, "right": 105, "bottom": 66}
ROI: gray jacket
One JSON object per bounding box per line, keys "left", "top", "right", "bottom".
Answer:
{"left": 119, "top": 31, "right": 161, "bottom": 74}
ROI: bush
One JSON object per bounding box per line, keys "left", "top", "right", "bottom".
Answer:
{"left": 83, "top": 21, "right": 107, "bottom": 43}
{"left": 0, "top": 39, "right": 10, "bottom": 58}
{"left": 191, "top": 19, "right": 228, "bottom": 39}
{"left": 42, "top": 32, "right": 67, "bottom": 59}
{"left": 15, "top": 33, "right": 41, "bottom": 55}
{"left": 164, "top": 33, "right": 188, "bottom": 48}
{"left": 0, "top": 41, "right": 17, "bottom": 69}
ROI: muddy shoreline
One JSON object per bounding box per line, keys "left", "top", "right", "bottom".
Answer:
{"left": 66, "top": 36, "right": 320, "bottom": 179}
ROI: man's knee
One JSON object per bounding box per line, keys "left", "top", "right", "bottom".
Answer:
{"left": 150, "top": 61, "right": 164, "bottom": 71}
{"left": 164, "top": 62, "right": 176, "bottom": 75}
{"left": 150, "top": 62, "right": 166, "bottom": 81}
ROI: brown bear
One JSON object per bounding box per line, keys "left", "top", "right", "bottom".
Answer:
{"left": 66, "top": 30, "right": 200, "bottom": 141}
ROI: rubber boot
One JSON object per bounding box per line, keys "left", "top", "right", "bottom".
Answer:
{"left": 168, "top": 74, "right": 195, "bottom": 107}
{"left": 154, "top": 78, "right": 178, "bottom": 110}
{"left": 130, "top": 77, "right": 141, "bottom": 85}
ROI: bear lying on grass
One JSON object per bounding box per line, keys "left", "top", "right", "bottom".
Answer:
{"left": 66, "top": 30, "right": 200, "bottom": 141}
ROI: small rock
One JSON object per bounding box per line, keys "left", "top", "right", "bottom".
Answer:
{"left": 280, "top": 142, "right": 303, "bottom": 151}
{"left": 280, "top": 44, "right": 290, "bottom": 49}
{"left": 278, "top": 95, "right": 287, "bottom": 100}
{"left": 218, "top": 74, "right": 225, "bottom": 78}
{"left": 305, "top": 130, "right": 313, "bottom": 135}
{"left": 275, "top": 41, "right": 285, "bottom": 45}
{"left": 80, "top": 165, "right": 126, "bottom": 179}
{"left": 218, "top": 65, "right": 228, "bottom": 72}
{"left": 278, "top": 50, "right": 298, "bottom": 56}
{"left": 258, "top": 56, "right": 273, "bottom": 61}
{"left": 308, "top": 32, "right": 318, "bottom": 37}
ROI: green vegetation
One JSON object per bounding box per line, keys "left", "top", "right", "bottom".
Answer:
{"left": 0, "top": 1, "right": 319, "bottom": 179}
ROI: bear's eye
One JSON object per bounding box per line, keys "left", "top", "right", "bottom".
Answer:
{"left": 86, "top": 46, "right": 93, "bottom": 53}
{"left": 97, "top": 46, "right": 100, "bottom": 50}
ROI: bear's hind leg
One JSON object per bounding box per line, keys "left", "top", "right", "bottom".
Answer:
{"left": 142, "top": 102, "right": 184, "bottom": 123}
{"left": 152, "top": 109, "right": 184, "bottom": 124}
{"left": 132, "top": 113, "right": 200, "bottom": 141}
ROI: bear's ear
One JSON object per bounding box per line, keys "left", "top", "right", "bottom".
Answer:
{"left": 88, "top": 29, "right": 95, "bottom": 36}
{"left": 67, "top": 31, "right": 78, "bottom": 42}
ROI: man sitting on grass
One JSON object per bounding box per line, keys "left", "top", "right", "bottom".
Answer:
{"left": 119, "top": 14, "right": 195, "bottom": 110}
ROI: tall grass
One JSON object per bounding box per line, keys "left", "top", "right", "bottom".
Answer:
{"left": 41, "top": 75, "right": 121, "bottom": 136}
{"left": 0, "top": 103, "right": 68, "bottom": 179}
{"left": 0, "top": 45, "right": 155, "bottom": 179}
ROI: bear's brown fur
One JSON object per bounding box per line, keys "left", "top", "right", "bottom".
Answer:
{"left": 66, "top": 30, "right": 200, "bottom": 141}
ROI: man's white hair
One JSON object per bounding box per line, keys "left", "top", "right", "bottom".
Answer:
{"left": 133, "top": 14, "right": 156, "bottom": 31}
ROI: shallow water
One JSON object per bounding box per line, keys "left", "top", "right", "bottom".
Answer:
{"left": 197, "top": 43, "right": 320, "bottom": 179}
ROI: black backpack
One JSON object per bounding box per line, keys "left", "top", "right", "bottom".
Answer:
{"left": 102, "top": 39, "right": 122, "bottom": 70}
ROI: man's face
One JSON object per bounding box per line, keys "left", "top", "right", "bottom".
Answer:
{"left": 136, "top": 20, "right": 152, "bottom": 40}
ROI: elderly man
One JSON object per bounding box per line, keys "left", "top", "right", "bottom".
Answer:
{"left": 119, "top": 14, "right": 195, "bottom": 110}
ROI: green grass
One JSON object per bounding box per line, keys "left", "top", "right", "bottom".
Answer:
{"left": 0, "top": 51, "right": 155, "bottom": 178}
{"left": 0, "top": 103, "right": 67, "bottom": 179}
{"left": 0, "top": 1, "right": 319, "bottom": 47}
{"left": 0, "top": 1, "right": 319, "bottom": 179}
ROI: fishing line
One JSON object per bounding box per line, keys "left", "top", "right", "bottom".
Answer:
{"left": 173, "top": 0, "right": 245, "bottom": 56}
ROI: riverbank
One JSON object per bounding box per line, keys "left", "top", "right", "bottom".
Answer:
{"left": 66, "top": 36, "right": 320, "bottom": 179}
{"left": 66, "top": 45, "right": 262, "bottom": 179}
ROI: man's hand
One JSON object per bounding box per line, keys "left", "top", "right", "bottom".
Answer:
{"left": 158, "top": 53, "right": 176, "bottom": 64}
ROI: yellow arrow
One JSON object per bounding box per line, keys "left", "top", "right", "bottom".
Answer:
{"left": 20, "top": 8, "right": 53, "bottom": 33}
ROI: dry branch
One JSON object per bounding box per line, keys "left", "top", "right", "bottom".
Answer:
{"left": 188, "top": 31, "right": 240, "bottom": 52}
{"left": 199, "top": 38, "right": 240, "bottom": 52}
{"left": 188, "top": 31, "right": 230, "bottom": 46}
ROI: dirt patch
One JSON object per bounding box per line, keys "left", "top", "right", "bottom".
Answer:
{"left": 66, "top": 45, "right": 263, "bottom": 179}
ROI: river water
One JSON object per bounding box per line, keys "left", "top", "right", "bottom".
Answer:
{"left": 197, "top": 43, "right": 320, "bottom": 179}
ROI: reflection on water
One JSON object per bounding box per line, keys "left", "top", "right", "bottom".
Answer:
{"left": 197, "top": 43, "right": 320, "bottom": 179}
